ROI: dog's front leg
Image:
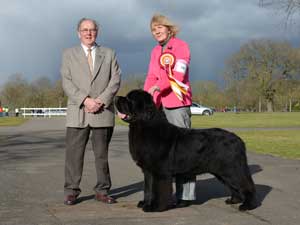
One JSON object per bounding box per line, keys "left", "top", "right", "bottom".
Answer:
{"left": 138, "top": 170, "right": 154, "bottom": 209}
{"left": 155, "top": 175, "right": 173, "bottom": 212}
{"left": 142, "top": 174, "right": 173, "bottom": 212}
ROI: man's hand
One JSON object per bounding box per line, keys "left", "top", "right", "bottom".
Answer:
{"left": 83, "top": 97, "right": 101, "bottom": 113}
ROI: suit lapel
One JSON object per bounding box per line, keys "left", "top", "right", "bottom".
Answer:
{"left": 75, "top": 46, "right": 93, "bottom": 79}
{"left": 91, "top": 46, "right": 105, "bottom": 81}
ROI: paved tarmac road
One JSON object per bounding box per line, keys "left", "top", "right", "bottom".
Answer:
{"left": 0, "top": 117, "right": 299, "bottom": 225}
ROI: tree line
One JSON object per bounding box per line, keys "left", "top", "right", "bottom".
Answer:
{"left": 1, "top": 39, "right": 300, "bottom": 112}
{"left": 0, "top": 74, "right": 66, "bottom": 110}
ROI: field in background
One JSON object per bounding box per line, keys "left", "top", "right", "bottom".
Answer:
{"left": 116, "top": 112, "right": 300, "bottom": 159}
{"left": 237, "top": 130, "right": 300, "bottom": 159}
{"left": 1, "top": 113, "right": 299, "bottom": 159}
{"left": 195, "top": 112, "right": 300, "bottom": 159}
{"left": 0, "top": 117, "right": 28, "bottom": 126}
{"left": 191, "top": 112, "right": 300, "bottom": 128}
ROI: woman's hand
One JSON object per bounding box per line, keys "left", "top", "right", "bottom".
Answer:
{"left": 149, "top": 85, "right": 160, "bottom": 95}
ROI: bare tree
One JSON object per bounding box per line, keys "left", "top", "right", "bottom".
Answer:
{"left": 259, "top": 0, "right": 300, "bottom": 25}
{"left": 192, "top": 81, "right": 226, "bottom": 110}
{"left": 224, "top": 39, "right": 300, "bottom": 112}
{"left": 0, "top": 75, "right": 68, "bottom": 109}
{"left": 0, "top": 74, "right": 30, "bottom": 110}
{"left": 50, "top": 79, "right": 67, "bottom": 107}
{"left": 28, "top": 77, "right": 53, "bottom": 107}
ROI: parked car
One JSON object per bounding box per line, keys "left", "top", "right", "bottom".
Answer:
{"left": 190, "top": 102, "right": 214, "bottom": 116}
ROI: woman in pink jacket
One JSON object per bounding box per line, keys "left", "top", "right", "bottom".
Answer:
{"left": 144, "top": 13, "right": 196, "bottom": 208}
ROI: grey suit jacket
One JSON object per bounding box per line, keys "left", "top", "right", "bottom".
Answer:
{"left": 61, "top": 45, "right": 121, "bottom": 128}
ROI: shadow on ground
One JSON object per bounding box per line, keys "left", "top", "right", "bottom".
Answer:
{"left": 76, "top": 164, "right": 271, "bottom": 210}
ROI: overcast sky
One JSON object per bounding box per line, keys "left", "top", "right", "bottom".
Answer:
{"left": 1, "top": 0, "right": 299, "bottom": 87}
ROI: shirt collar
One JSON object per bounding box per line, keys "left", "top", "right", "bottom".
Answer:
{"left": 160, "top": 36, "right": 175, "bottom": 51}
{"left": 81, "top": 43, "right": 96, "bottom": 54}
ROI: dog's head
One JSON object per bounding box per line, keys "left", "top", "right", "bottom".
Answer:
{"left": 115, "top": 89, "right": 158, "bottom": 123}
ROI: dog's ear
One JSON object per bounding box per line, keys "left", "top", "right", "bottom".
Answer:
{"left": 126, "top": 89, "right": 158, "bottom": 121}
{"left": 141, "top": 91, "right": 158, "bottom": 120}
{"left": 144, "top": 92, "right": 156, "bottom": 109}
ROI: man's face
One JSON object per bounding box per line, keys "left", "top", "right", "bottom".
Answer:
{"left": 78, "top": 20, "right": 98, "bottom": 47}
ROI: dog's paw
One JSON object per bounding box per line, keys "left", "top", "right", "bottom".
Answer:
{"left": 137, "top": 200, "right": 145, "bottom": 208}
{"left": 142, "top": 204, "right": 171, "bottom": 212}
{"left": 225, "top": 196, "right": 242, "bottom": 205}
{"left": 142, "top": 204, "right": 155, "bottom": 212}
{"left": 238, "top": 203, "right": 258, "bottom": 211}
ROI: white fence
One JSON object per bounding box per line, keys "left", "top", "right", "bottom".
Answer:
{"left": 20, "top": 107, "right": 67, "bottom": 118}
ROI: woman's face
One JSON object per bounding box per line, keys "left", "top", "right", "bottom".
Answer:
{"left": 151, "top": 23, "right": 170, "bottom": 44}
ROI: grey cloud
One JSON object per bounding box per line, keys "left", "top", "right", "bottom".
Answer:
{"left": 0, "top": 0, "right": 298, "bottom": 87}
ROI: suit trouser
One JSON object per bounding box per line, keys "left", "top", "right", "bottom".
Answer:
{"left": 64, "top": 126, "right": 113, "bottom": 196}
{"left": 163, "top": 106, "right": 196, "bottom": 201}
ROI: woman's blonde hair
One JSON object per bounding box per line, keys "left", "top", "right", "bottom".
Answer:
{"left": 150, "top": 13, "right": 179, "bottom": 37}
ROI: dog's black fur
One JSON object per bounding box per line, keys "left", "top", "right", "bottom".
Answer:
{"left": 115, "top": 89, "right": 258, "bottom": 212}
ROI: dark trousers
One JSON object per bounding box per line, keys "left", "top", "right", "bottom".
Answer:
{"left": 64, "top": 126, "right": 113, "bottom": 196}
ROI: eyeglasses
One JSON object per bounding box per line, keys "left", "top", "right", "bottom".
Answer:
{"left": 80, "top": 29, "right": 97, "bottom": 34}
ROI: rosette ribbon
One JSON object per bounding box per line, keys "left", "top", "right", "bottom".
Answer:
{"left": 159, "top": 52, "right": 189, "bottom": 101}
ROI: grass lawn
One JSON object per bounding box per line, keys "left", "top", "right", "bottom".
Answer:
{"left": 236, "top": 130, "right": 300, "bottom": 159}
{"left": 117, "top": 112, "right": 300, "bottom": 159}
{"left": 2, "top": 113, "right": 300, "bottom": 160}
{"left": 192, "top": 112, "right": 300, "bottom": 159}
{"left": 191, "top": 112, "right": 300, "bottom": 128}
{"left": 0, "top": 117, "right": 28, "bottom": 126}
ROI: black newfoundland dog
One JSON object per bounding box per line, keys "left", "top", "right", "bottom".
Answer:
{"left": 115, "top": 89, "right": 258, "bottom": 212}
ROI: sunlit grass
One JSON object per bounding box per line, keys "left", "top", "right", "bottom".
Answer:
{"left": 236, "top": 130, "right": 300, "bottom": 159}
{"left": 191, "top": 112, "right": 300, "bottom": 128}
{"left": 193, "top": 112, "right": 300, "bottom": 159}
{"left": 2, "top": 114, "right": 300, "bottom": 159}
{"left": 0, "top": 117, "right": 28, "bottom": 126}
{"left": 116, "top": 112, "right": 300, "bottom": 128}
{"left": 116, "top": 112, "right": 300, "bottom": 159}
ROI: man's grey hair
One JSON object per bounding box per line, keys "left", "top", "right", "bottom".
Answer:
{"left": 77, "top": 18, "right": 99, "bottom": 31}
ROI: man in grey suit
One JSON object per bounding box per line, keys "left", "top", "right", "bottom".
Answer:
{"left": 61, "top": 18, "right": 121, "bottom": 205}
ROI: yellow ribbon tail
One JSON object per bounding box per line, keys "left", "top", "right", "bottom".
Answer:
{"left": 169, "top": 75, "right": 189, "bottom": 101}
{"left": 166, "top": 64, "right": 189, "bottom": 101}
